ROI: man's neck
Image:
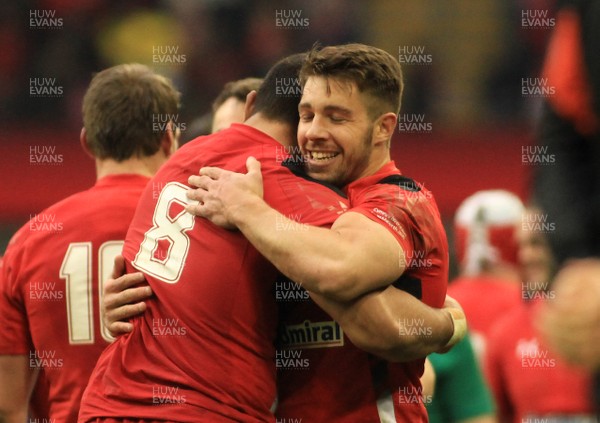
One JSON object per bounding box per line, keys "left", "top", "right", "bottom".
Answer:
{"left": 354, "top": 145, "right": 392, "bottom": 182}
{"left": 95, "top": 155, "right": 166, "bottom": 180}
{"left": 244, "top": 113, "right": 295, "bottom": 148}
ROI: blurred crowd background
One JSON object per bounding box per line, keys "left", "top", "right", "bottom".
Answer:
{"left": 0, "top": 0, "right": 552, "bottom": 129}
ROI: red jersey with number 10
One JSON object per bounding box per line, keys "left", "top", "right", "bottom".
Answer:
{"left": 79, "top": 124, "right": 349, "bottom": 423}
{"left": 0, "top": 174, "right": 150, "bottom": 423}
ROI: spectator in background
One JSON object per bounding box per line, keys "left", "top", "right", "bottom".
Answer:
{"left": 486, "top": 205, "right": 595, "bottom": 422}
{"left": 448, "top": 190, "right": 524, "bottom": 361}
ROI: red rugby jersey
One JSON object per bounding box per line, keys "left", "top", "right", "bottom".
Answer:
{"left": 275, "top": 161, "right": 449, "bottom": 423}
{"left": 448, "top": 276, "right": 521, "bottom": 360}
{"left": 485, "top": 300, "right": 594, "bottom": 422}
{"left": 79, "top": 124, "right": 349, "bottom": 423}
{"left": 0, "top": 174, "right": 150, "bottom": 423}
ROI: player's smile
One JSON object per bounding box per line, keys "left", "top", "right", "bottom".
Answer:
{"left": 307, "top": 150, "right": 340, "bottom": 161}
{"left": 305, "top": 149, "right": 341, "bottom": 168}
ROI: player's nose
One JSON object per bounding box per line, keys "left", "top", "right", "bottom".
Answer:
{"left": 304, "top": 115, "right": 329, "bottom": 141}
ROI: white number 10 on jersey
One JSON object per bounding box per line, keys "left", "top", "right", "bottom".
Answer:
{"left": 60, "top": 241, "right": 122, "bottom": 344}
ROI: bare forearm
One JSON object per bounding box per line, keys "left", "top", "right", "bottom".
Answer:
{"left": 309, "top": 286, "right": 454, "bottom": 362}
{"left": 0, "top": 409, "right": 27, "bottom": 423}
{"left": 230, "top": 197, "right": 366, "bottom": 300}
{"left": 188, "top": 162, "right": 403, "bottom": 300}
{"left": 0, "top": 356, "right": 37, "bottom": 423}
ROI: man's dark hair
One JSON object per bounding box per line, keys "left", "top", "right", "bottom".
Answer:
{"left": 300, "top": 44, "right": 403, "bottom": 118}
{"left": 253, "top": 53, "right": 306, "bottom": 129}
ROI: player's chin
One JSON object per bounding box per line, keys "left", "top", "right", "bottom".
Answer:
{"left": 306, "top": 167, "right": 342, "bottom": 186}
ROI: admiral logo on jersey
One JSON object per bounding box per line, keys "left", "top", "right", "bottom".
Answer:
{"left": 279, "top": 320, "right": 344, "bottom": 349}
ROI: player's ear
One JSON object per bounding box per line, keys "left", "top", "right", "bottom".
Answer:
{"left": 161, "top": 121, "right": 178, "bottom": 157}
{"left": 244, "top": 90, "right": 258, "bottom": 121}
{"left": 80, "top": 128, "right": 95, "bottom": 159}
{"left": 373, "top": 112, "right": 397, "bottom": 147}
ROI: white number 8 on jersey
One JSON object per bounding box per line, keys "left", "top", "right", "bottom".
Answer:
{"left": 133, "top": 182, "right": 198, "bottom": 284}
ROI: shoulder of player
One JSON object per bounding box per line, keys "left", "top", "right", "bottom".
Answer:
{"left": 1, "top": 219, "right": 39, "bottom": 283}
{"left": 350, "top": 174, "right": 434, "bottom": 203}
{"left": 13, "top": 199, "right": 68, "bottom": 243}
{"left": 22, "top": 188, "right": 133, "bottom": 238}
{"left": 2, "top": 224, "right": 30, "bottom": 261}
{"left": 184, "top": 124, "right": 281, "bottom": 156}
{"left": 348, "top": 184, "right": 439, "bottom": 230}
{"left": 35, "top": 187, "right": 114, "bottom": 217}
{"left": 261, "top": 167, "right": 348, "bottom": 225}
{"left": 174, "top": 138, "right": 284, "bottom": 178}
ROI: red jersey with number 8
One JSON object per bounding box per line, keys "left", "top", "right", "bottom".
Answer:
{"left": 79, "top": 124, "right": 349, "bottom": 423}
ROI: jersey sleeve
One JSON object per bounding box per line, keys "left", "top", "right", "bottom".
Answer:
{"left": 347, "top": 184, "right": 418, "bottom": 257}
{"left": 0, "top": 230, "right": 34, "bottom": 354}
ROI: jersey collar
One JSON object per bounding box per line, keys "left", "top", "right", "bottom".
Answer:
{"left": 344, "top": 161, "right": 401, "bottom": 194}
{"left": 95, "top": 173, "right": 151, "bottom": 188}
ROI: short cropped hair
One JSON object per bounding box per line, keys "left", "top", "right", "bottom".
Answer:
{"left": 299, "top": 43, "right": 403, "bottom": 118}
{"left": 82, "top": 63, "right": 181, "bottom": 161}
{"left": 212, "top": 77, "right": 263, "bottom": 112}
{"left": 253, "top": 53, "right": 306, "bottom": 129}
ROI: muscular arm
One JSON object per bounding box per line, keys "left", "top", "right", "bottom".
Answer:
{"left": 104, "top": 268, "right": 468, "bottom": 360}
{"left": 309, "top": 287, "right": 466, "bottom": 362}
{"left": 104, "top": 261, "right": 467, "bottom": 361}
{"left": 0, "top": 356, "right": 38, "bottom": 423}
{"left": 186, "top": 157, "right": 404, "bottom": 302}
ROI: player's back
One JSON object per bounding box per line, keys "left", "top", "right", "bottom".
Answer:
{"left": 79, "top": 124, "right": 349, "bottom": 423}
{"left": 0, "top": 174, "right": 150, "bottom": 422}
{"left": 276, "top": 163, "right": 448, "bottom": 423}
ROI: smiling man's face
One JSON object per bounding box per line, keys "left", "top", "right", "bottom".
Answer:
{"left": 297, "top": 76, "right": 376, "bottom": 187}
